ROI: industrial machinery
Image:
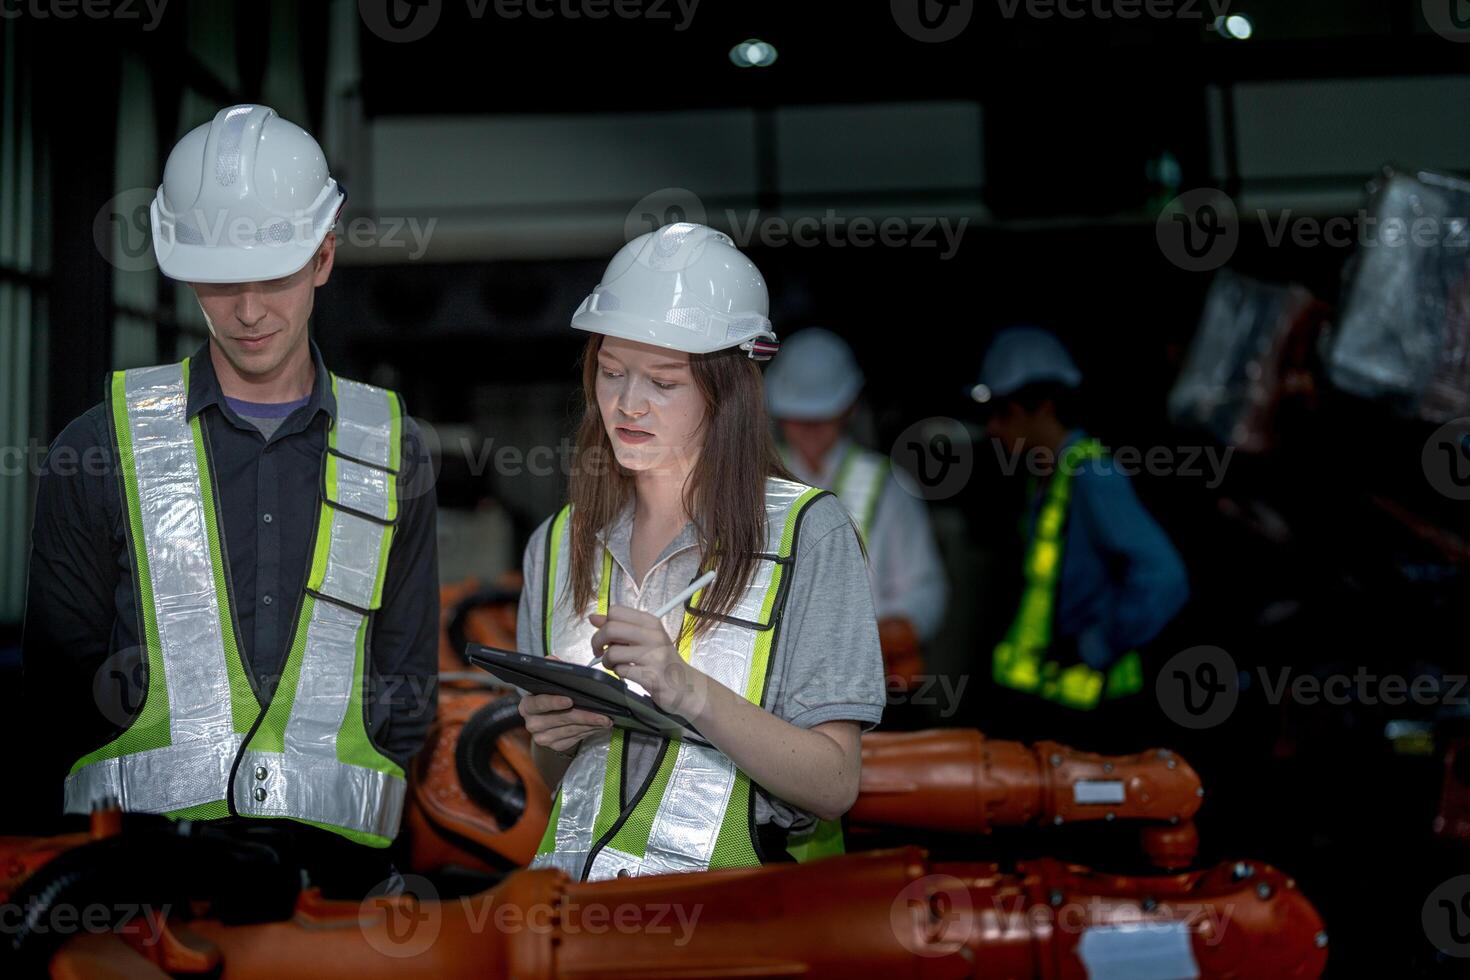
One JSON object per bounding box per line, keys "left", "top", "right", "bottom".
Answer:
{"left": 0, "top": 584, "right": 1327, "bottom": 976}
{"left": 4, "top": 810, "right": 1326, "bottom": 979}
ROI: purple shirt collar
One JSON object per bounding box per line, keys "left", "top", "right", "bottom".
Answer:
{"left": 223, "top": 394, "right": 311, "bottom": 419}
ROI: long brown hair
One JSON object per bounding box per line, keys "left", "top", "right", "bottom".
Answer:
{"left": 565, "top": 336, "right": 796, "bottom": 639}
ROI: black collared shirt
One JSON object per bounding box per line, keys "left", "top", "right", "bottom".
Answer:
{"left": 21, "top": 341, "right": 439, "bottom": 819}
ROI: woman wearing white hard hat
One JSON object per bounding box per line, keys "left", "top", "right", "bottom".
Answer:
{"left": 516, "top": 223, "right": 885, "bottom": 879}
{"left": 765, "top": 328, "right": 951, "bottom": 693}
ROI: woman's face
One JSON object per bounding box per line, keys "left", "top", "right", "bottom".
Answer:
{"left": 595, "top": 336, "right": 707, "bottom": 474}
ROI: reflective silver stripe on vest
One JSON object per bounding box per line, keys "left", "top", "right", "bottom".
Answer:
{"left": 233, "top": 378, "right": 404, "bottom": 838}
{"left": 530, "top": 727, "right": 617, "bottom": 878}
{"left": 534, "top": 478, "right": 813, "bottom": 881}
{"left": 834, "top": 449, "right": 887, "bottom": 543}
{"left": 66, "top": 735, "right": 243, "bottom": 814}
{"left": 531, "top": 507, "right": 616, "bottom": 877}
{"left": 233, "top": 596, "right": 403, "bottom": 838}
{"left": 589, "top": 738, "right": 737, "bottom": 880}
{"left": 318, "top": 507, "right": 390, "bottom": 611}
{"left": 334, "top": 378, "right": 396, "bottom": 470}
{"left": 333, "top": 455, "right": 396, "bottom": 521}
{"left": 65, "top": 363, "right": 236, "bottom": 814}
{"left": 233, "top": 747, "right": 406, "bottom": 841}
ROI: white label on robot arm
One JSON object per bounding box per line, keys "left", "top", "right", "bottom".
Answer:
{"left": 1077, "top": 921, "right": 1199, "bottom": 980}
{"left": 1073, "top": 780, "right": 1126, "bottom": 805}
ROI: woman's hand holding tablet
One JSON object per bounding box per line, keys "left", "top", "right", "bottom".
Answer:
{"left": 517, "top": 659, "right": 615, "bottom": 755}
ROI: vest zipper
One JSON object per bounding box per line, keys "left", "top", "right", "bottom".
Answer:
{"left": 580, "top": 734, "right": 671, "bottom": 881}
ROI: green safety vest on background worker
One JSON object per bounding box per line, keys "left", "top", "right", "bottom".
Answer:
{"left": 991, "top": 438, "right": 1144, "bottom": 711}
{"left": 781, "top": 443, "right": 888, "bottom": 546}
{"left": 64, "top": 358, "right": 408, "bottom": 847}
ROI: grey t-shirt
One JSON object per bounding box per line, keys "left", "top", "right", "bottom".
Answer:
{"left": 224, "top": 394, "right": 310, "bottom": 442}
{"left": 516, "top": 492, "right": 886, "bottom": 833}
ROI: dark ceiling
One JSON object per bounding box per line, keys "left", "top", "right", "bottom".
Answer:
{"left": 355, "top": 0, "right": 1461, "bottom": 116}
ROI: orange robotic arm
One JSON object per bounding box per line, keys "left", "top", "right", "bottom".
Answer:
{"left": 44, "top": 846, "right": 1325, "bottom": 980}
{"left": 849, "top": 729, "right": 1204, "bottom": 868}
{"left": 851, "top": 729, "right": 1203, "bottom": 831}
{"left": 406, "top": 712, "right": 1208, "bottom": 872}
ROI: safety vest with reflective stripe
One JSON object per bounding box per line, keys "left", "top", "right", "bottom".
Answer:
{"left": 64, "top": 358, "right": 408, "bottom": 848}
{"left": 531, "top": 478, "right": 828, "bottom": 881}
{"left": 991, "top": 438, "right": 1144, "bottom": 711}
{"left": 781, "top": 443, "right": 888, "bottom": 546}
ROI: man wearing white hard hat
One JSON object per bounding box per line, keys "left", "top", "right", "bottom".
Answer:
{"left": 764, "top": 328, "right": 949, "bottom": 691}
{"left": 23, "top": 105, "right": 439, "bottom": 890}
{"left": 973, "top": 326, "right": 1187, "bottom": 734}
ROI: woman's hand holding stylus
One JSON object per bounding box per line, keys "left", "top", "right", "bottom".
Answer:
{"left": 589, "top": 607, "right": 710, "bottom": 719}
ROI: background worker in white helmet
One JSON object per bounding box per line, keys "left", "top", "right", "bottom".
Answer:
{"left": 22, "top": 106, "right": 439, "bottom": 893}
{"left": 974, "top": 326, "right": 1187, "bottom": 748}
{"left": 763, "top": 328, "right": 949, "bottom": 695}
{"left": 516, "top": 223, "right": 885, "bottom": 878}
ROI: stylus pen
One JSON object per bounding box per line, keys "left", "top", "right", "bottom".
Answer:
{"left": 589, "top": 570, "right": 717, "bottom": 666}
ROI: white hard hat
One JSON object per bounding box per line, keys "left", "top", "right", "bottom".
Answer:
{"left": 571, "top": 222, "right": 779, "bottom": 359}
{"left": 150, "top": 104, "right": 345, "bottom": 284}
{"left": 764, "top": 327, "right": 864, "bottom": 420}
{"left": 971, "top": 326, "right": 1082, "bottom": 403}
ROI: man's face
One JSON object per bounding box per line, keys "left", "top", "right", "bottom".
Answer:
{"left": 190, "top": 236, "right": 334, "bottom": 380}
{"left": 780, "top": 417, "right": 845, "bottom": 467}
{"left": 984, "top": 398, "right": 1035, "bottom": 455}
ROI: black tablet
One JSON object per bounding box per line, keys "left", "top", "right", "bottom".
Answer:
{"left": 466, "top": 644, "right": 712, "bottom": 747}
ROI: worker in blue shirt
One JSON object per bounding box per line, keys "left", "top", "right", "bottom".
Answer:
{"left": 972, "top": 327, "right": 1188, "bottom": 742}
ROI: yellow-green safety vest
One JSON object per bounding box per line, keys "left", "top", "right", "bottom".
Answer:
{"left": 64, "top": 358, "right": 407, "bottom": 847}
{"left": 991, "top": 438, "right": 1144, "bottom": 711}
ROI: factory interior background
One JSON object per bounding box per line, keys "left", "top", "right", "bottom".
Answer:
{"left": 0, "top": 0, "right": 1467, "bottom": 976}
